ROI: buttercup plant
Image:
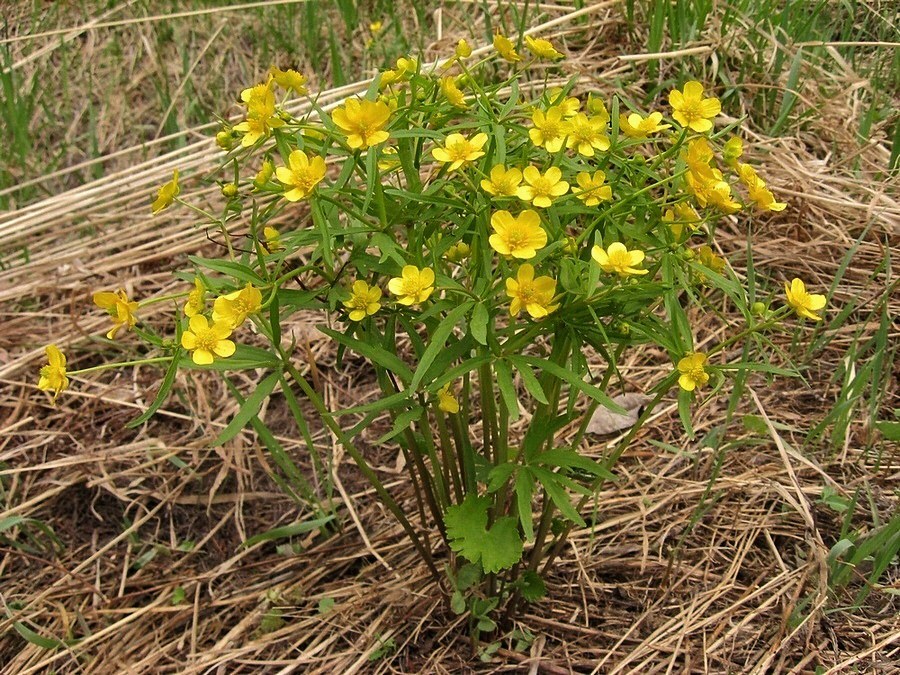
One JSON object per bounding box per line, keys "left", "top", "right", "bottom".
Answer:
{"left": 40, "top": 33, "right": 829, "bottom": 634}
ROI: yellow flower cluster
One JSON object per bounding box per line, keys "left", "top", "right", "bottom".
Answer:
{"left": 181, "top": 283, "right": 262, "bottom": 365}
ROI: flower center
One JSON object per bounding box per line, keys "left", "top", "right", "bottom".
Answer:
{"left": 402, "top": 278, "right": 424, "bottom": 295}
{"left": 609, "top": 251, "right": 630, "bottom": 268}
{"left": 530, "top": 177, "right": 554, "bottom": 198}
{"left": 682, "top": 101, "right": 703, "bottom": 122}
{"left": 194, "top": 329, "right": 219, "bottom": 352}
{"left": 516, "top": 281, "right": 538, "bottom": 304}
{"left": 542, "top": 121, "right": 564, "bottom": 138}
{"left": 506, "top": 227, "right": 529, "bottom": 251}
{"left": 446, "top": 140, "right": 473, "bottom": 161}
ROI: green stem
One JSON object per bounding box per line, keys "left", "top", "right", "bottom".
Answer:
{"left": 281, "top": 359, "right": 441, "bottom": 581}
{"left": 434, "top": 406, "right": 463, "bottom": 503}
{"left": 70, "top": 357, "right": 172, "bottom": 376}
{"left": 478, "top": 361, "right": 498, "bottom": 464}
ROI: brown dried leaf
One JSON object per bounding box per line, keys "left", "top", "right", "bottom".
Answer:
{"left": 585, "top": 393, "right": 652, "bottom": 435}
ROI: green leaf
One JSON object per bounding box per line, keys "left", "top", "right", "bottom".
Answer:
{"left": 444, "top": 494, "right": 523, "bottom": 573}
{"left": 678, "top": 388, "right": 695, "bottom": 438}
{"left": 519, "top": 570, "right": 546, "bottom": 602}
{"left": 508, "top": 357, "right": 548, "bottom": 404}
{"left": 470, "top": 302, "right": 489, "bottom": 345}
{"left": 213, "top": 371, "right": 281, "bottom": 446}
{"left": 375, "top": 406, "right": 423, "bottom": 444}
{"left": 536, "top": 448, "right": 615, "bottom": 481}
{"left": 486, "top": 463, "right": 516, "bottom": 493}
{"left": 333, "top": 388, "right": 413, "bottom": 417}
{"left": 516, "top": 355, "right": 625, "bottom": 414}
{"left": 515, "top": 469, "right": 535, "bottom": 541}
{"left": 12, "top": 622, "right": 64, "bottom": 650}
{"left": 493, "top": 359, "right": 520, "bottom": 421}
{"left": 450, "top": 590, "right": 466, "bottom": 615}
{"left": 875, "top": 420, "right": 900, "bottom": 442}
{"left": 318, "top": 597, "right": 335, "bottom": 614}
{"left": 241, "top": 516, "right": 334, "bottom": 548}
{"left": 310, "top": 198, "right": 334, "bottom": 269}
{"left": 320, "top": 326, "right": 414, "bottom": 384}
{"left": 188, "top": 256, "right": 263, "bottom": 285}
{"left": 410, "top": 301, "right": 474, "bottom": 389}
{"left": 127, "top": 351, "right": 182, "bottom": 428}
{"left": 178, "top": 344, "right": 281, "bottom": 371}
{"left": 530, "top": 466, "right": 585, "bottom": 527}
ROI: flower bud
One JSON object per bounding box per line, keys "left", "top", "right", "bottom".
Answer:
{"left": 254, "top": 159, "right": 274, "bottom": 188}
{"left": 222, "top": 183, "right": 238, "bottom": 198}
{"left": 455, "top": 39, "right": 472, "bottom": 58}
{"left": 751, "top": 301, "right": 767, "bottom": 317}
{"left": 216, "top": 130, "right": 234, "bottom": 150}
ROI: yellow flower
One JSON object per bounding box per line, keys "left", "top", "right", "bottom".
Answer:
{"left": 662, "top": 202, "right": 701, "bottom": 239}
{"left": 151, "top": 169, "right": 180, "bottom": 214}
{"left": 723, "top": 136, "right": 743, "bottom": 167}
{"left": 524, "top": 35, "right": 563, "bottom": 60}
{"left": 668, "top": 81, "right": 721, "bottom": 133}
{"left": 38, "top": 345, "right": 69, "bottom": 401}
{"left": 184, "top": 278, "right": 205, "bottom": 317}
{"left": 677, "top": 352, "right": 709, "bottom": 392}
{"left": 586, "top": 94, "right": 610, "bottom": 125}
{"left": 269, "top": 66, "right": 308, "bottom": 95}
{"left": 489, "top": 209, "right": 547, "bottom": 259}
{"left": 331, "top": 98, "right": 391, "bottom": 150}
{"left": 686, "top": 168, "right": 741, "bottom": 213}
{"left": 440, "top": 76, "right": 467, "bottom": 109}
{"left": 275, "top": 150, "right": 327, "bottom": 202}
{"left": 380, "top": 56, "right": 417, "bottom": 88}
{"left": 240, "top": 81, "right": 276, "bottom": 117}
{"left": 738, "top": 164, "right": 786, "bottom": 212}
{"left": 92, "top": 288, "right": 139, "bottom": 339}
{"left": 784, "top": 278, "right": 826, "bottom": 321}
{"left": 481, "top": 165, "right": 523, "bottom": 198}
{"left": 235, "top": 81, "right": 284, "bottom": 146}
{"left": 437, "top": 382, "right": 460, "bottom": 414}
{"left": 369, "top": 20, "right": 383, "bottom": 33}
{"left": 212, "top": 283, "right": 262, "bottom": 329}
{"left": 573, "top": 170, "right": 612, "bottom": 206}
{"left": 618, "top": 112, "right": 671, "bottom": 138}
{"left": 566, "top": 113, "right": 610, "bottom": 157}
{"left": 263, "top": 226, "right": 283, "bottom": 252}
{"left": 389, "top": 265, "right": 435, "bottom": 306}
{"left": 455, "top": 38, "right": 472, "bottom": 59}
{"left": 683, "top": 138, "right": 716, "bottom": 179}
{"left": 506, "top": 263, "right": 559, "bottom": 319}
{"left": 548, "top": 88, "right": 580, "bottom": 118}
{"left": 493, "top": 33, "right": 521, "bottom": 62}
{"left": 528, "top": 106, "right": 570, "bottom": 152}
{"left": 432, "top": 132, "right": 488, "bottom": 171}
{"left": 378, "top": 146, "right": 402, "bottom": 172}
{"left": 343, "top": 280, "right": 382, "bottom": 321}
{"left": 253, "top": 159, "right": 274, "bottom": 188}
{"left": 592, "top": 242, "right": 648, "bottom": 276}
{"left": 234, "top": 115, "right": 282, "bottom": 147}
{"left": 517, "top": 166, "right": 569, "bottom": 208}
{"left": 181, "top": 315, "right": 236, "bottom": 366}
{"left": 695, "top": 245, "right": 726, "bottom": 274}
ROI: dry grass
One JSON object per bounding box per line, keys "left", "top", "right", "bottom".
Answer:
{"left": 1, "top": 2, "right": 898, "bottom": 673}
